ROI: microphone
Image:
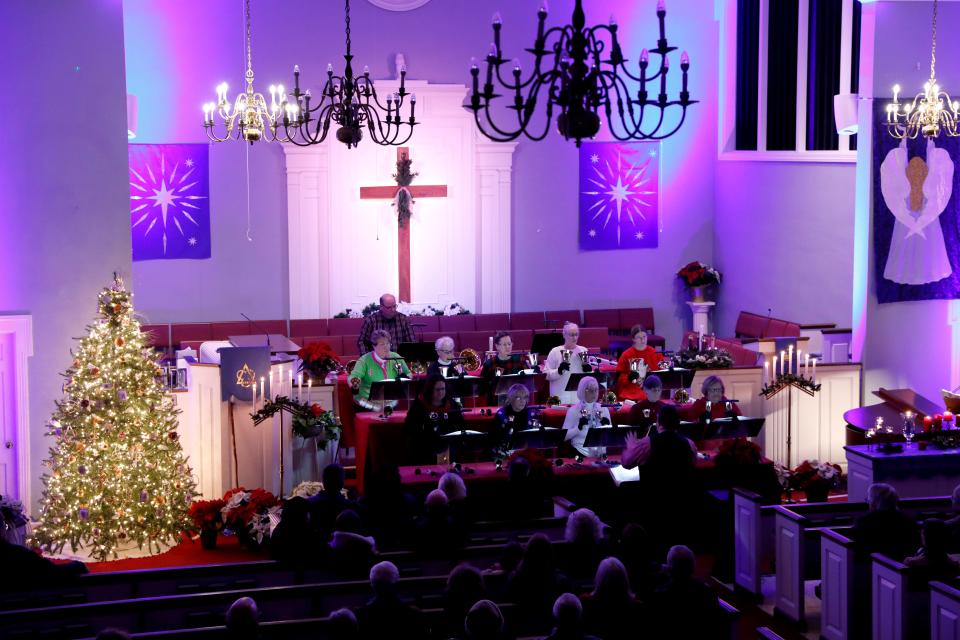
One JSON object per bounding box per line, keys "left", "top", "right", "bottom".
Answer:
{"left": 241, "top": 313, "right": 271, "bottom": 348}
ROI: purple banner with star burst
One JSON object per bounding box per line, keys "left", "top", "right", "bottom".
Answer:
{"left": 579, "top": 141, "right": 660, "bottom": 250}
{"left": 129, "top": 144, "right": 210, "bottom": 261}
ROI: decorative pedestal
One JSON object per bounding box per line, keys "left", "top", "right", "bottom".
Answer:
{"left": 686, "top": 301, "right": 716, "bottom": 337}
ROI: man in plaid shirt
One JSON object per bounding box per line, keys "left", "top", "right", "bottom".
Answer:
{"left": 357, "top": 293, "right": 415, "bottom": 354}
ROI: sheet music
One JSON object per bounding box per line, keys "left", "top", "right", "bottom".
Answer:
{"left": 609, "top": 465, "right": 640, "bottom": 486}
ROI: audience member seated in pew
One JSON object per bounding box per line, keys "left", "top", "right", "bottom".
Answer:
{"left": 650, "top": 545, "right": 723, "bottom": 637}
{"left": 465, "top": 599, "right": 511, "bottom": 640}
{"left": 559, "top": 508, "right": 610, "bottom": 582}
{"left": 0, "top": 537, "right": 87, "bottom": 590}
{"left": 579, "top": 557, "right": 645, "bottom": 640}
{"left": 269, "top": 496, "right": 318, "bottom": 566}
{"left": 308, "top": 463, "right": 359, "bottom": 539}
{"left": 545, "top": 593, "right": 600, "bottom": 640}
{"left": 439, "top": 471, "right": 473, "bottom": 530}
{"left": 415, "top": 489, "right": 469, "bottom": 557}
{"left": 225, "top": 596, "right": 259, "bottom": 640}
{"left": 682, "top": 375, "right": 743, "bottom": 422}
{"left": 508, "top": 533, "right": 573, "bottom": 629}
{"left": 328, "top": 607, "right": 359, "bottom": 640}
{"left": 850, "top": 483, "right": 921, "bottom": 561}
{"left": 328, "top": 509, "right": 378, "bottom": 577}
{"left": 354, "top": 561, "right": 427, "bottom": 639}
{"left": 441, "top": 563, "right": 489, "bottom": 639}
{"left": 614, "top": 523, "right": 663, "bottom": 600}
{"left": 485, "top": 540, "right": 523, "bottom": 575}
{"left": 904, "top": 518, "right": 960, "bottom": 583}
{"left": 359, "top": 463, "right": 417, "bottom": 550}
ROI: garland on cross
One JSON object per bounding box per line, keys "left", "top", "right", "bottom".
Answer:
{"left": 392, "top": 154, "right": 419, "bottom": 228}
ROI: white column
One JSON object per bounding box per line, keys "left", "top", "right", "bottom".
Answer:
{"left": 476, "top": 141, "right": 517, "bottom": 313}
{"left": 686, "top": 301, "right": 716, "bottom": 337}
{"left": 283, "top": 145, "right": 332, "bottom": 319}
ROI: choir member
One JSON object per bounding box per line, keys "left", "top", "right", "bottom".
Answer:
{"left": 614, "top": 325, "right": 666, "bottom": 401}
{"left": 684, "top": 375, "right": 742, "bottom": 422}
{"left": 480, "top": 331, "right": 526, "bottom": 405}
{"left": 357, "top": 293, "right": 415, "bottom": 354}
{"left": 625, "top": 375, "right": 669, "bottom": 432}
{"left": 562, "top": 376, "right": 611, "bottom": 456}
{"left": 403, "top": 374, "right": 463, "bottom": 465}
{"left": 545, "top": 323, "right": 591, "bottom": 404}
{"left": 349, "top": 330, "right": 411, "bottom": 411}
{"left": 621, "top": 405, "right": 697, "bottom": 471}
{"left": 491, "top": 383, "right": 533, "bottom": 456}
{"left": 427, "top": 335, "right": 462, "bottom": 378}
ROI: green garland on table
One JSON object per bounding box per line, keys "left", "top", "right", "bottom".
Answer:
{"left": 251, "top": 396, "right": 341, "bottom": 448}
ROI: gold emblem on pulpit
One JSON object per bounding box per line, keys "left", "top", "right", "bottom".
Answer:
{"left": 235, "top": 364, "right": 256, "bottom": 388}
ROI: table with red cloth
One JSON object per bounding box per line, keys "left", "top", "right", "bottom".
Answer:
{"left": 355, "top": 403, "right": 694, "bottom": 493}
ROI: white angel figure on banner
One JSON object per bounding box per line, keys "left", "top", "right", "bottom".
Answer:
{"left": 880, "top": 138, "right": 954, "bottom": 285}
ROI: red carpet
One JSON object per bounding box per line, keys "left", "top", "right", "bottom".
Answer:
{"left": 81, "top": 533, "right": 269, "bottom": 573}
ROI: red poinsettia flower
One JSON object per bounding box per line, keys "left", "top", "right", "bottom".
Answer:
{"left": 310, "top": 403, "right": 324, "bottom": 417}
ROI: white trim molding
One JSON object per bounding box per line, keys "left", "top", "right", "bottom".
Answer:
{"left": 0, "top": 314, "right": 33, "bottom": 507}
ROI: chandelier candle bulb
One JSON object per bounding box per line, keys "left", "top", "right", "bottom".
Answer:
{"left": 657, "top": 0, "right": 667, "bottom": 44}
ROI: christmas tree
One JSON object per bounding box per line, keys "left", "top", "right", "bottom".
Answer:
{"left": 31, "top": 276, "right": 197, "bottom": 560}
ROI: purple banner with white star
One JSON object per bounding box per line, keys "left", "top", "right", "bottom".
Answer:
{"left": 578, "top": 141, "right": 659, "bottom": 251}
{"left": 129, "top": 144, "right": 211, "bottom": 261}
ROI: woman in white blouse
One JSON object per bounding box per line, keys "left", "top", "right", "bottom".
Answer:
{"left": 562, "top": 376, "right": 611, "bottom": 457}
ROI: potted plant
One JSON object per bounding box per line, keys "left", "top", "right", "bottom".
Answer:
{"left": 677, "top": 261, "right": 722, "bottom": 302}
{"left": 789, "top": 460, "right": 842, "bottom": 503}
{"left": 220, "top": 487, "right": 281, "bottom": 548}
{"left": 297, "top": 342, "right": 341, "bottom": 384}
{"left": 188, "top": 498, "right": 226, "bottom": 549}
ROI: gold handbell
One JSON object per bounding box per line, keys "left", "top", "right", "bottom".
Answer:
{"left": 578, "top": 351, "right": 590, "bottom": 365}
{"left": 561, "top": 349, "right": 572, "bottom": 363}
{"left": 458, "top": 348, "right": 482, "bottom": 373}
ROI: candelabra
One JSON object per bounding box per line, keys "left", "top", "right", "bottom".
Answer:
{"left": 465, "top": 0, "right": 696, "bottom": 147}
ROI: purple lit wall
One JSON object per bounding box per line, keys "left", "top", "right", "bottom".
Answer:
{"left": 1, "top": 0, "right": 131, "bottom": 509}
{"left": 857, "top": 1, "right": 960, "bottom": 405}
{"left": 122, "top": 0, "right": 717, "bottom": 349}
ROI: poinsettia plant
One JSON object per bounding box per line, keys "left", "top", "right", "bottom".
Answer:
{"left": 188, "top": 498, "right": 226, "bottom": 532}
{"left": 220, "top": 487, "right": 280, "bottom": 534}
{"left": 298, "top": 341, "right": 341, "bottom": 381}
{"left": 677, "top": 261, "right": 722, "bottom": 288}
{"left": 789, "top": 460, "right": 842, "bottom": 492}
{"left": 675, "top": 347, "right": 733, "bottom": 369}
{"left": 252, "top": 395, "right": 342, "bottom": 446}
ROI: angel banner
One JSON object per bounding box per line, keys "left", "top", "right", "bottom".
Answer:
{"left": 873, "top": 103, "right": 960, "bottom": 302}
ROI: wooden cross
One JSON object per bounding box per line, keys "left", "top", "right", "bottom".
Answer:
{"left": 359, "top": 147, "right": 448, "bottom": 302}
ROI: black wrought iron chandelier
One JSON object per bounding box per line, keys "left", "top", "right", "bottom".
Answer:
{"left": 466, "top": 0, "right": 696, "bottom": 147}
{"left": 283, "top": 0, "right": 418, "bottom": 148}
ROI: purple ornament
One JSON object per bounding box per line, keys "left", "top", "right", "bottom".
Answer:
{"left": 139, "top": 490, "right": 148, "bottom": 503}
{"left": 78, "top": 465, "right": 87, "bottom": 475}
{"left": 117, "top": 389, "right": 128, "bottom": 402}
{"left": 78, "top": 508, "right": 89, "bottom": 520}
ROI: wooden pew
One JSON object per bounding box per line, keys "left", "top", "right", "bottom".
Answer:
{"left": 930, "top": 580, "right": 960, "bottom": 640}
{"left": 733, "top": 488, "right": 776, "bottom": 596}
{"left": 819, "top": 528, "right": 871, "bottom": 640}
{"left": 756, "top": 628, "right": 786, "bottom": 640}
{"left": 770, "top": 497, "right": 953, "bottom": 626}
{"left": 0, "top": 576, "right": 451, "bottom": 639}
{"left": 871, "top": 552, "right": 943, "bottom": 640}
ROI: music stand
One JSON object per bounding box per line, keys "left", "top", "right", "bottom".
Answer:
{"left": 677, "top": 416, "right": 765, "bottom": 441}
{"left": 583, "top": 425, "right": 647, "bottom": 449}
{"left": 494, "top": 373, "right": 538, "bottom": 396}
{"left": 444, "top": 375, "right": 486, "bottom": 399}
{"left": 647, "top": 367, "right": 696, "bottom": 390}
{"left": 398, "top": 341, "right": 437, "bottom": 364}
{"left": 369, "top": 379, "right": 412, "bottom": 418}
{"left": 441, "top": 429, "right": 490, "bottom": 463}
{"left": 564, "top": 372, "right": 607, "bottom": 391}
{"left": 531, "top": 332, "right": 564, "bottom": 356}
{"left": 510, "top": 427, "right": 567, "bottom": 450}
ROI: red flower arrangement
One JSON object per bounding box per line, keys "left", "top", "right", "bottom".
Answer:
{"left": 715, "top": 437, "right": 761, "bottom": 467}
{"left": 298, "top": 341, "right": 341, "bottom": 381}
{"left": 676, "top": 261, "right": 722, "bottom": 288}
{"left": 221, "top": 487, "right": 280, "bottom": 532}
{"left": 789, "top": 460, "right": 842, "bottom": 495}
{"left": 188, "top": 498, "right": 226, "bottom": 532}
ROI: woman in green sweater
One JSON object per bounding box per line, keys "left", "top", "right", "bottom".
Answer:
{"left": 349, "top": 329, "right": 411, "bottom": 411}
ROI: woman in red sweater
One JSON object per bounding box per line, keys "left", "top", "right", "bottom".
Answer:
{"left": 684, "top": 375, "right": 742, "bottom": 421}
{"left": 614, "top": 325, "right": 665, "bottom": 401}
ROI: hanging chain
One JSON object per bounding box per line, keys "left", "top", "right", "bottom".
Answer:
{"left": 244, "top": 0, "right": 255, "bottom": 90}
{"left": 345, "top": 0, "right": 352, "bottom": 56}
{"left": 930, "top": 0, "right": 938, "bottom": 80}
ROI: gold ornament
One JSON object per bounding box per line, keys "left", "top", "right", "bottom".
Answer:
{"left": 116, "top": 337, "right": 125, "bottom": 347}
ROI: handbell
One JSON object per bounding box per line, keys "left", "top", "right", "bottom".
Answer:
{"left": 561, "top": 349, "right": 572, "bottom": 363}
{"left": 578, "top": 351, "right": 590, "bottom": 365}
{"left": 526, "top": 352, "right": 539, "bottom": 368}
{"left": 629, "top": 358, "right": 641, "bottom": 373}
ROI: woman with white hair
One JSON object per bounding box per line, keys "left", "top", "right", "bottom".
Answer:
{"left": 427, "top": 335, "right": 461, "bottom": 378}
{"left": 349, "top": 329, "right": 410, "bottom": 411}
{"left": 545, "top": 323, "right": 591, "bottom": 404}
{"left": 561, "top": 376, "right": 611, "bottom": 456}
{"left": 850, "top": 482, "right": 920, "bottom": 560}
{"left": 560, "top": 508, "right": 608, "bottom": 581}
{"left": 438, "top": 472, "right": 467, "bottom": 502}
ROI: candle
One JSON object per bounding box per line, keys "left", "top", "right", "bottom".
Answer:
{"left": 780, "top": 351, "right": 785, "bottom": 376}
{"left": 945, "top": 411, "right": 955, "bottom": 429}
{"left": 804, "top": 354, "right": 810, "bottom": 378}
{"left": 307, "top": 377, "right": 312, "bottom": 400}
{"left": 811, "top": 358, "right": 817, "bottom": 381}
{"left": 773, "top": 356, "right": 777, "bottom": 380}
{"left": 260, "top": 376, "right": 266, "bottom": 404}
{"left": 924, "top": 415, "right": 934, "bottom": 432}
{"left": 489, "top": 336, "right": 494, "bottom": 352}
{"left": 297, "top": 373, "right": 303, "bottom": 402}
{"left": 763, "top": 361, "right": 769, "bottom": 385}
{"left": 252, "top": 381, "right": 258, "bottom": 410}
{"left": 698, "top": 332, "right": 703, "bottom": 351}
{"left": 797, "top": 350, "right": 802, "bottom": 376}
{"left": 788, "top": 346, "right": 794, "bottom": 375}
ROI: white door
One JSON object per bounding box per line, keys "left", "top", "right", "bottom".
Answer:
{"left": 0, "top": 331, "right": 18, "bottom": 498}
